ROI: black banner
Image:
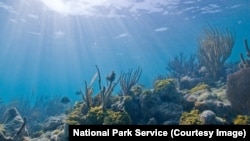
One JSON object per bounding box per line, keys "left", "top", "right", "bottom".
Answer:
{"left": 68, "top": 125, "right": 250, "bottom": 140}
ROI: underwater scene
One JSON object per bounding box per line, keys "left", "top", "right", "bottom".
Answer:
{"left": 0, "top": 0, "right": 250, "bottom": 140}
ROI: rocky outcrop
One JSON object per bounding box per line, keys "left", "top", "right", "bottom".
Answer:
{"left": 1, "top": 107, "right": 29, "bottom": 141}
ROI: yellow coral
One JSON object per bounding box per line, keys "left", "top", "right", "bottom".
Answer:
{"left": 103, "top": 110, "right": 132, "bottom": 125}
{"left": 179, "top": 109, "right": 203, "bottom": 125}
{"left": 66, "top": 102, "right": 85, "bottom": 125}
{"left": 86, "top": 106, "right": 107, "bottom": 124}
{"left": 153, "top": 79, "right": 176, "bottom": 93}
{"left": 189, "top": 83, "right": 210, "bottom": 93}
{"left": 233, "top": 115, "right": 250, "bottom": 125}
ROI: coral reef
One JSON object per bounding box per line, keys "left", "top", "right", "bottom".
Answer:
{"left": 2, "top": 56, "right": 250, "bottom": 141}
{"left": 67, "top": 105, "right": 132, "bottom": 125}
{"left": 184, "top": 85, "right": 232, "bottom": 118}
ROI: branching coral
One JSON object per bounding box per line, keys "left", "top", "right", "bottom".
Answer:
{"left": 95, "top": 65, "right": 120, "bottom": 112}
{"left": 197, "top": 25, "right": 235, "bottom": 80}
{"left": 166, "top": 52, "right": 198, "bottom": 80}
{"left": 119, "top": 67, "right": 142, "bottom": 96}
{"left": 78, "top": 80, "right": 94, "bottom": 112}
{"left": 74, "top": 65, "right": 121, "bottom": 115}
{"left": 239, "top": 39, "right": 250, "bottom": 69}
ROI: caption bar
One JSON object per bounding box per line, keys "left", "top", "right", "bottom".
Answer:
{"left": 69, "top": 125, "right": 250, "bottom": 139}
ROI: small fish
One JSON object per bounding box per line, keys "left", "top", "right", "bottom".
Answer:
{"left": 61, "top": 96, "right": 70, "bottom": 104}
{"left": 106, "top": 70, "right": 116, "bottom": 82}
{"left": 75, "top": 91, "right": 81, "bottom": 95}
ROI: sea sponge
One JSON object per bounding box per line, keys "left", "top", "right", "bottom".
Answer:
{"left": 226, "top": 68, "right": 250, "bottom": 115}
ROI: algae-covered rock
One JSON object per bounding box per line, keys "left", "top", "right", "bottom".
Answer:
{"left": 153, "top": 79, "right": 182, "bottom": 102}
{"left": 153, "top": 79, "right": 176, "bottom": 94}
{"left": 103, "top": 110, "right": 132, "bottom": 125}
{"left": 233, "top": 115, "right": 250, "bottom": 125}
{"left": 189, "top": 82, "right": 211, "bottom": 93}
{"left": 140, "top": 90, "right": 160, "bottom": 121}
{"left": 179, "top": 109, "right": 203, "bottom": 125}
{"left": 199, "top": 110, "right": 226, "bottom": 125}
{"left": 85, "top": 106, "right": 106, "bottom": 124}
{"left": 3, "top": 107, "right": 29, "bottom": 139}
{"left": 86, "top": 106, "right": 132, "bottom": 125}
{"left": 156, "top": 103, "right": 183, "bottom": 125}
{"left": 185, "top": 85, "right": 232, "bottom": 118}
{"left": 111, "top": 95, "right": 141, "bottom": 124}
{"left": 66, "top": 102, "right": 86, "bottom": 125}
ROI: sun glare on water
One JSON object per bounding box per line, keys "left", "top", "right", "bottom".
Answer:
{"left": 40, "top": 0, "right": 68, "bottom": 14}
{"left": 40, "top": 0, "right": 108, "bottom": 15}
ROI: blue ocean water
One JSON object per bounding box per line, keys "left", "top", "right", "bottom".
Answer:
{"left": 0, "top": 0, "right": 249, "bottom": 104}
